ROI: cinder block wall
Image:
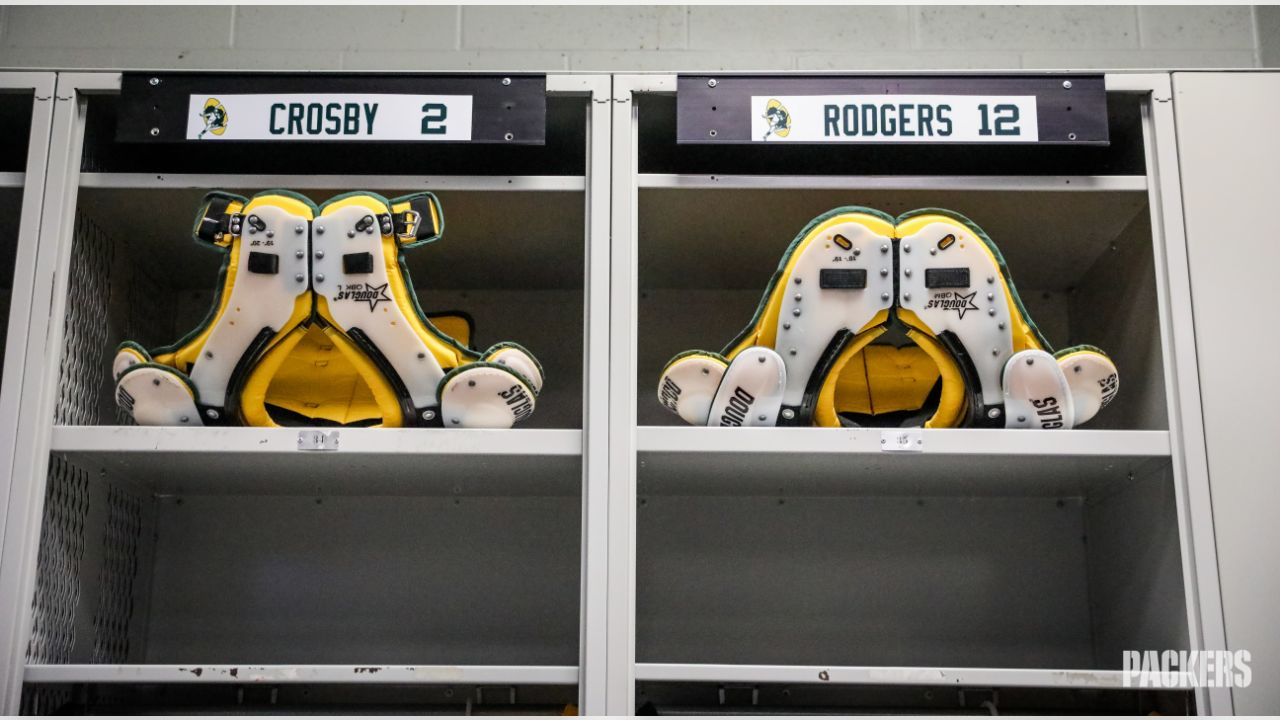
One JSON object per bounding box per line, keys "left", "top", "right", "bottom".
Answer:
{"left": 0, "top": 5, "right": 1267, "bottom": 71}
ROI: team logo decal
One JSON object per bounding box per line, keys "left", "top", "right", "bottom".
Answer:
{"left": 336, "top": 283, "right": 392, "bottom": 312}
{"left": 924, "top": 290, "right": 980, "bottom": 319}
{"left": 197, "top": 98, "right": 229, "bottom": 139}
{"left": 761, "top": 98, "right": 792, "bottom": 140}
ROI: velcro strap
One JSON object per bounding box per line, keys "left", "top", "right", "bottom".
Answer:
{"left": 247, "top": 251, "right": 278, "bottom": 274}
{"left": 343, "top": 252, "right": 374, "bottom": 274}
{"left": 390, "top": 193, "right": 443, "bottom": 246}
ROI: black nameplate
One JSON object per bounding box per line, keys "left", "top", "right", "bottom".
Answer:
{"left": 247, "top": 251, "right": 279, "bottom": 275}
{"left": 820, "top": 268, "right": 868, "bottom": 289}
{"left": 925, "top": 267, "right": 971, "bottom": 288}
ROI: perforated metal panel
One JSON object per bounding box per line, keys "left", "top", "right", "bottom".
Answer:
{"left": 25, "top": 458, "right": 89, "bottom": 665}
{"left": 89, "top": 484, "right": 143, "bottom": 664}
{"left": 54, "top": 215, "right": 113, "bottom": 426}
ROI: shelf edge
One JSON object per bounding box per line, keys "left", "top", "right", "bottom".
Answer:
{"left": 79, "top": 173, "right": 586, "bottom": 192}
{"left": 635, "top": 663, "right": 1131, "bottom": 689}
{"left": 637, "top": 174, "right": 1148, "bottom": 192}
{"left": 25, "top": 664, "right": 579, "bottom": 685}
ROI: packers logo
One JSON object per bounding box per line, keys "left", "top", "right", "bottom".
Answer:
{"left": 197, "top": 98, "right": 228, "bottom": 139}
{"left": 762, "top": 98, "right": 791, "bottom": 140}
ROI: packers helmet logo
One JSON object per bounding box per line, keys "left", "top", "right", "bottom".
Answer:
{"left": 197, "top": 98, "right": 228, "bottom": 139}
{"left": 762, "top": 98, "right": 791, "bottom": 140}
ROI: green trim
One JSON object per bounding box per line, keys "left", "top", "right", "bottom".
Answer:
{"left": 661, "top": 348, "right": 728, "bottom": 375}
{"left": 895, "top": 207, "right": 1053, "bottom": 352}
{"left": 720, "top": 206, "right": 896, "bottom": 356}
{"left": 147, "top": 259, "right": 230, "bottom": 360}
{"left": 114, "top": 340, "right": 153, "bottom": 362}
{"left": 1053, "top": 343, "right": 1111, "bottom": 360}
{"left": 398, "top": 253, "right": 483, "bottom": 361}
{"left": 317, "top": 189, "right": 392, "bottom": 210}
{"left": 115, "top": 362, "right": 201, "bottom": 402}
{"left": 434, "top": 360, "right": 537, "bottom": 407}
{"left": 483, "top": 341, "right": 546, "bottom": 389}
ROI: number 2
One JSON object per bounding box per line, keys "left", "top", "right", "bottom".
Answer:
{"left": 978, "top": 103, "right": 1020, "bottom": 136}
{"left": 421, "top": 103, "right": 447, "bottom": 135}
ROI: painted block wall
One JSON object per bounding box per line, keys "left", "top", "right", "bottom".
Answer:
{"left": 0, "top": 5, "right": 1269, "bottom": 72}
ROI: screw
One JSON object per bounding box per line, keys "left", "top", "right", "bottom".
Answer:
{"left": 707, "top": 78, "right": 718, "bottom": 88}
{"left": 266, "top": 230, "right": 274, "bottom": 238}
{"left": 502, "top": 77, "right": 512, "bottom": 86}
{"left": 1018, "top": 415, "right": 1027, "bottom": 422}
{"left": 988, "top": 276, "right": 995, "bottom": 284}
{"left": 1063, "top": 80, "right": 1073, "bottom": 89}
{"left": 987, "top": 292, "right": 994, "bottom": 301}
{"left": 988, "top": 407, "right": 1002, "bottom": 419}
{"left": 709, "top": 129, "right": 717, "bottom": 137}
{"left": 701, "top": 368, "right": 710, "bottom": 375}
{"left": 451, "top": 418, "right": 460, "bottom": 425}
{"left": 422, "top": 409, "right": 436, "bottom": 420}
{"left": 180, "top": 416, "right": 189, "bottom": 423}
{"left": 1074, "top": 366, "right": 1082, "bottom": 373}
{"left": 853, "top": 248, "right": 860, "bottom": 256}
{"left": 206, "top": 408, "right": 220, "bottom": 419}
{"left": 781, "top": 408, "right": 796, "bottom": 420}
{"left": 153, "top": 378, "right": 160, "bottom": 386}
{"left": 992, "top": 348, "right": 999, "bottom": 356}
{"left": 149, "top": 77, "right": 160, "bottom": 86}
{"left": 1068, "top": 132, "right": 1078, "bottom": 140}
{"left": 316, "top": 274, "right": 325, "bottom": 282}
{"left": 150, "top": 127, "right": 160, "bottom": 136}
{"left": 757, "top": 414, "right": 767, "bottom": 422}
{"left": 504, "top": 132, "right": 514, "bottom": 141}
{"left": 998, "top": 322, "right": 1006, "bottom": 330}
{"left": 315, "top": 250, "right": 325, "bottom": 259}
{"left": 930, "top": 247, "right": 937, "bottom": 256}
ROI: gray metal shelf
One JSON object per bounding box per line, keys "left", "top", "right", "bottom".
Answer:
{"left": 26, "top": 664, "right": 579, "bottom": 686}
{"left": 635, "top": 663, "right": 1136, "bottom": 690}
{"left": 0, "top": 172, "right": 23, "bottom": 188}
{"left": 637, "top": 174, "right": 1147, "bottom": 192}
{"left": 79, "top": 173, "right": 585, "bottom": 192}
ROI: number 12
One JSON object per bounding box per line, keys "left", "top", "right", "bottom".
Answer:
{"left": 978, "top": 103, "right": 1020, "bottom": 136}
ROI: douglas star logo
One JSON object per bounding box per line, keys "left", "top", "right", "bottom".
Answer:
{"left": 336, "top": 282, "right": 391, "bottom": 312}
{"left": 924, "top": 290, "right": 980, "bottom": 319}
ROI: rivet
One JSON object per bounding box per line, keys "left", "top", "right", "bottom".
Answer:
{"left": 205, "top": 350, "right": 214, "bottom": 359}
{"left": 904, "top": 269, "right": 912, "bottom": 277}
{"left": 504, "top": 132, "right": 515, "bottom": 141}
{"left": 266, "top": 230, "right": 274, "bottom": 238}
{"left": 348, "top": 230, "right": 356, "bottom": 238}
{"left": 903, "top": 243, "right": 911, "bottom": 253}
{"left": 1068, "top": 132, "right": 1077, "bottom": 140}
{"left": 998, "top": 322, "right": 1006, "bottom": 330}
{"left": 451, "top": 418, "right": 460, "bottom": 425}
{"left": 1026, "top": 357, "right": 1035, "bottom": 366}
{"left": 757, "top": 414, "right": 767, "bottom": 422}
{"left": 701, "top": 368, "right": 710, "bottom": 375}
{"left": 248, "top": 228, "right": 256, "bottom": 235}
{"left": 316, "top": 225, "right": 325, "bottom": 235}
{"left": 707, "top": 78, "right": 718, "bottom": 88}
{"left": 295, "top": 273, "right": 305, "bottom": 282}
{"left": 758, "top": 356, "right": 766, "bottom": 363}
{"left": 793, "top": 308, "right": 801, "bottom": 317}
{"left": 987, "top": 292, "right": 994, "bottom": 301}
{"left": 789, "top": 348, "right": 797, "bottom": 356}
{"left": 991, "top": 348, "right": 999, "bottom": 356}
{"left": 179, "top": 416, "right": 189, "bottom": 423}
{"left": 988, "top": 308, "right": 996, "bottom": 316}
{"left": 987, "top": 407, "right": 1002, "bottom": 419}
{"left": 794, "top": 294, "right": 802, "bottom": 302}
{"left": 781, "top": 408, "right": 796, "bottom": 420}
{"left": 880, "top": 243, "right": 889, "bottom": 253}
{"left": 502, "top": 77, "right": 512, "bottom": 86}
{"left": 881, "top": 292, "right": 890, "bottom": 301}
{"left": 422, "top": 409, "right": 436, "bottom": 421}
{"left": 1018, "top": 416, "right": 1027, "bottom": 423}
{"left": 880, "top": 268, "right": 889, "bottom": 277}
{"left": 794, "top": 277, "right": 801, "bottom": 285}
{"left": 903, "top": 293, "right": 911, "bottom": 302}
{"left": 468, "top": 380, "right": 476, "bottom": 387}
{"left": 206, "top": 408, "right": 220, "bottom": 419}
{"left": 153, "top": 378, "right": 161, "bottom": 386}
{"left": 295, "top": 224, "right": 305, "bottom": 234}
{"left": 782, "top": 322, "right": 791, "bottom": 330}
{"left": 149, "top": 77, "right": 160, "bottom": 86}
{"left": 316, "top": 274, "right": 325, "bottom": 282}
{"left": 987, "top": 276, "right": 995, "bottom": 284}
{"left": 314, "top": 250, "right": 325, "bottom": 259}
{"left": 930, "top": 248, "right": 937, "bottom": 256}
{"left": 366, "top": 226, "right": 375, "bottom": 234}
{"left": 1063, "top": 80, "right": 1073, "bottom": 89}
{"left": 1074, "top": 366, "right": 1082, "bottom": 373}
{"left": 149, "top": 127, "right": 160, "bottom": 137}
{"left": 853, "top": 248, "right": 861, "bottom": 256}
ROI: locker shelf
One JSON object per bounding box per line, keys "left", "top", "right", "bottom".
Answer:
{"left": 637, "top": 174, "right": 1147, "bottom": 192}
{"left": 51, "top": 426, "right": 582, "bottom": 496}
{"left": 635, "top": 662, "right": 1131, "bottom": 689}
{"left": 25, "top": 664, "right": 579, "bottom": 686}
{"left": 637, "top": 427, "right": 1169, "bottom": 497}
{"left": 0, "top": 171, "right": 23, "bottom": 187}
{"left": 80, "top": 173, "right": 585, "bottom": 192}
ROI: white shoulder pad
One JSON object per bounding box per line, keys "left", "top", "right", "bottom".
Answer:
{"left": 1059, "top": 351, "right": 1118, "bottom": 427}
{"left": 116, "top": 366, "right": 202, "bottom": 427}
{"left": 1003, "top": 349, "right": 1075, "bottom": 430}
{"left": 707, "top": 347, "right": 787, "bottom": 427}
{"left": 485, "top": 344, "right": 544, "bottom": 394}
{"left": 658, "top": 353, "right": 728, "bottom": 425}
{"left": 439, "top": 365, "right": 536, "bottom": 429}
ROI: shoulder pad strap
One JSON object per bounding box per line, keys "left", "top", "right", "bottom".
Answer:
{"left": 192, "top": 191, "right": 248, "bottom": 246}
{"left": 390, "top": 192, "right": 444, "bottom": 247}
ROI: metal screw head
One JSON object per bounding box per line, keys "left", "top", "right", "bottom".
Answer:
{"left": 903, "top": 293, "right": 911, "bottom": 302}
{"left": 348, "top": 230, "right": 356, "bottom": 238}
{"left": 153, "top": 378, "right": 161, "bottom": 386}
{"left": 206, "top": 408, "right": 220, "bottom": 419}
{"left": 295, "top": 249, "right": 305, "bottom": 258}
{"left": 1062, "top": 80, "right": 1073, "bottom": 89}
{"left": 366, "top": 226, "right": 374, "bottom": 234}
{"left": 781, "top": 408, "right": 796, "bottom": 420}
{"left": 468, "top": 380, "right": 476, "bottom": 387}
{"left": 1068, "top": 132, "right": 1078, "bottom": 140}
{"left": 701, "top": 368, "right": 710, "bottom": 375}
{"left": 295, "top": 273, "right": 305, "bottom": 282}
{"left": 904, "top": 268, "right": 912, "bottom": 277}
{"left": 998, "top": 322, "right": 1006, "bottom": 330}
{"left": 881, "top": 292, "right": 891, "bottom": 301}
{"left": 314, "top": 250, "right": 325, "bottom": 259}
{"left": 987, "top": 292, "right": 994, "bottom": 301}
{"left": 266, "top": 230, "right": 274, "bottom": 238}
{"left": 794, "top": 294, "right": 802, "bottom": 302}
{"left": 757, "top": 414, "right": 767, "bottom": 422}
{"left": 987, "top": 407, "right": 1003, "bottom": 419}
{"left": 880, "top": 243, "right": 889, "bottom": 253}
{"left": 792, "top": 308, "right": 801, "bottom": 317}
{"left": 853, "top": 248, "right": 861, "bottom": 256}
{"left": 903, "top": 243, "right": 911, "bottom": 253}
{"left": 988, "top": 308, "right": 996, "bottom": 316}
{"left": 782, "top": 322, "right": 791, "bottom": 330}
{"left": 205, "top": 350, "right": 214, "bottom": 359}
{"left": 502, "top": 77, "right": 512, "bottom": 86}
{"left": 316, "top": 274, "right": 325, "bottom": 283}
{"left": 1018, "top": 415, "right": 1027, "bottom": 422}
{"left": 316, "top": 225, "right": 325, "bottom": 235}
{"left": 708, "top": 129, "right": 717, "bottom": 138}
{"left": 707, "top": 78, "right": 718, "bottom": 88}
{"left": 930, "top": 248, "right": 937, "bottom": 256}
{"left": 295, "top": 224, "right": 305, "bottom": 234}
{"left": 422, "top": 409, "right": 436, "bottom": 421}
{"left": 794, "top": 277, "right": 801, "bottom": 285}
{"left": 451, "top": 418, "right": 460, "bottom": 425}
{"left": 992, "top": 348, "right": 999, "bottom": 356}
{"left": 880, "top": 268, "right": 889, "bottom": 277}
{"left": 149, "top": 77, "right": 160, "bottom": 86}
{"left": 1074, "top": 366, "right": 1082, "bottom": 373}
{"left": 987, "top": 276, "right": 995, "bottom": 284}
{"left": 504, "top": 132, "right": 515, "bottom": 141}
{"left": 180, "top": 416, "right": 189, "bottom": 423}
{"left": 149, "top": 127, "right": 160, "bottom": 137}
